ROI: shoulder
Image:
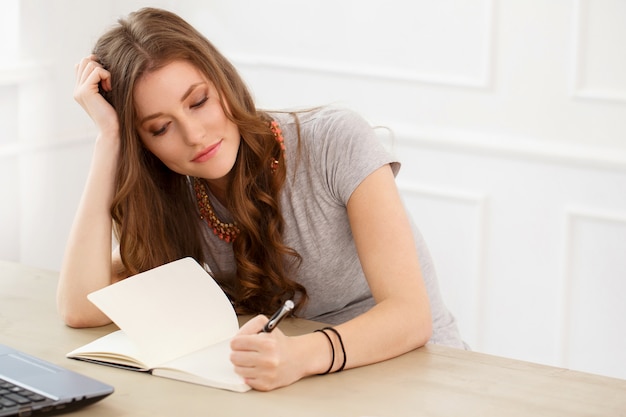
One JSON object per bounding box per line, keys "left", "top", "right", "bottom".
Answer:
{"left": 271, "top": 105, "right": 372, "bottom": 137}
{"left": 306, "top": 106, "right": 372, "bottom": 139}
{"left": 271, "top": 107, "right": 381, "bottom": 163}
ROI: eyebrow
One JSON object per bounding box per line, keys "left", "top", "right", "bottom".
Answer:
{"left": 139, "top": 82, "right": 206, "bottom": 124}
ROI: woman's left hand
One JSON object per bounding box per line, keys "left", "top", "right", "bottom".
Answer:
{"left": 230, "top": 315, "right": 303, "bottom": 391}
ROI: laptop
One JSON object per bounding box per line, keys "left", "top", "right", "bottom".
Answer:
{"left": 0, "top": 344, "right": 113, "bottom": 416}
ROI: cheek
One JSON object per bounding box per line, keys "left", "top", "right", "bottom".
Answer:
{"left": 140, "top": 138, "right": 174, "bottom": 165}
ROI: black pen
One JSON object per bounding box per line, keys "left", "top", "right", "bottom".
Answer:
{"left": 260, "top": 299, "right": 295, "bottom": 333}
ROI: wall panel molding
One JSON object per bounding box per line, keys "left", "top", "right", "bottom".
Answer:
{"left": 569, "top": 0, "right": 626, "bottom": 103}
{"left": 0, "top": 135, "right": 92, "bottom": 159}
{"left": 391, "top": 125, "right": 626, "bottom": 172}
{"left": 0, "top": 61, "right": 47, "bottom": 86}
{"left": 558, "top": 207, "right": 626, "bottom": 375}
{"left": 231, "top": 0, "right": 495, "bottom": 90}
{"left": 233, "top": 52, "right": 491, "bottom": 89}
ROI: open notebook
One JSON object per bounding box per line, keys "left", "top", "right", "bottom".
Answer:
{"left": 0, "top": 344, "right": 113, "bottom": 416}
{"left": 66, "top": 257, "right": 250, "bottom": 392}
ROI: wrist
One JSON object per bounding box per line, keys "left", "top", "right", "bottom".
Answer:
{"left": 95, "top": 128, "right": 120, "bottom": 145}
{"left": 293, "top": 331, "right": 336, "bottom": 377}
{"left": 94, "top": 130, "right": 121, "bottom": 160}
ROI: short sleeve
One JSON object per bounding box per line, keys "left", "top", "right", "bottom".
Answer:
{"left": 298, "top": 107, "right": 400, "bottom": 205}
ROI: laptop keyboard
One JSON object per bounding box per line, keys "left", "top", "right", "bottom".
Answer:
{"left": 0, "top": 378, "right": 52, "bottom": 412}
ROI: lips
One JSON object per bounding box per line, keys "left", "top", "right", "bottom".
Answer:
{"left": 192, "top": 140, "right": 222, "bottom": 163}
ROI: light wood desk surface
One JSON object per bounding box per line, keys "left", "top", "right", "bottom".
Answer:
{"left": 1, "top": 260, "right": 625, "bottom": 416}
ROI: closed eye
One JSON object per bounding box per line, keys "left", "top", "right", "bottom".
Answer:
{"left": 151, "top": 122, "right": 170, "bottom": 137}
{"left": 191, "top": 96, "right": 208, "bottom": 109}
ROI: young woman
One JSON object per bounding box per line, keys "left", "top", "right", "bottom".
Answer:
{"left": 58, "top": 7, "right": 465, "bottom": 391}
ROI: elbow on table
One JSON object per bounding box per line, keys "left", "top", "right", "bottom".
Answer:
{"left": 409, "top": 303, "right": 433, "bottom": 349}
{"left": 392, "top": 298, "right": 433, "bottom": 351}
{"left": 61, "top": 311, "right": 112, "bottom": 329}
{"left": 411, "top": 316, "right": 433, "bottom": 349}
{"left": 60, "top": 313, "right": 90, "bottom": 329}
{"left": 57, "top": 301, "right": 111, "bottom": 329}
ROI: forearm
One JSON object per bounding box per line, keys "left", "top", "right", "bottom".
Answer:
{"left": 231, "top": 294, "right": 431, "bottom": 391}
{"left": 295, "top": 298, "right": 432, "bottom": 377}
{"left": 57, "top": 133, "right": 120, "bottom": 327}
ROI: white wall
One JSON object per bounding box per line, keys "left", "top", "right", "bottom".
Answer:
{"left": 1, "top": 0, "right": 624, "bottom": 380}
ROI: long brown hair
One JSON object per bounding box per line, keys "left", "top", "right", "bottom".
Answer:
{"left": 93, "top": 7, "right": 306, "bottom": 315}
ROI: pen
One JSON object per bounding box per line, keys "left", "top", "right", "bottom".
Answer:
{"left": 260, "top": 299, "right": 295, "bottom": 333}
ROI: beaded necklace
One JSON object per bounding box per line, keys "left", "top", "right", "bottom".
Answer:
{"left": 193, "top": 120, "right": 285, "bottom": 243}
{"left": 269, "top": 120, "right": 286, "bottom": 173}
{"left": 193, "top": 178, "right": 240, "bottom": 243}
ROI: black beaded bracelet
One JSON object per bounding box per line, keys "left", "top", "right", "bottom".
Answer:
{"left": 314, "top": 329, "right": 335, "bottom": 375}
{"left": 323, "top": 327, "right": 347, "bottom": 372}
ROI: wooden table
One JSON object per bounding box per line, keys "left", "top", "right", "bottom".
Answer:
{"left": 1, "top": 260, "right": 625, "bottom": 416}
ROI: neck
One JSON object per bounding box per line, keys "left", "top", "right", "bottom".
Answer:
{"left": 204, "top": 177, "right": 229, "bottom": 206}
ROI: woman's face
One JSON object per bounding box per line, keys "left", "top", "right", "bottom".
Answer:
{"left": 134, "top": 60, "right": 240, "bottom": 185}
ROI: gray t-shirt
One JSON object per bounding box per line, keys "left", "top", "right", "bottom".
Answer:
{"left": 200, "top": 106, "right": 465, "bottom": 349}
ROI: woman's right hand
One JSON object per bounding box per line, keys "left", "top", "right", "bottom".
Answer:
{"left": 74, "top": 55, "right": 119, "bottom": 135}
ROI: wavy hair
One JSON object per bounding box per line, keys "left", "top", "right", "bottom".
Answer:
{"left": 93, "top": 7, "right": 306, "bottom": 315}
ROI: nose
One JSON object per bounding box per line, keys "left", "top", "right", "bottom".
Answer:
{"left": 180, "top": 114, "right": 206, "bottom": 146}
